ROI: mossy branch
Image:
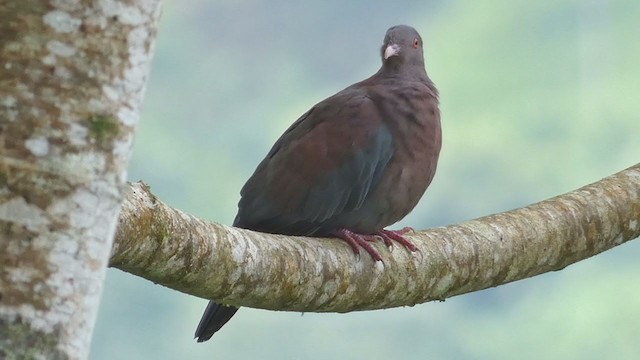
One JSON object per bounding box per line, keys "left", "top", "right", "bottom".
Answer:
{"left": 110, "top": 164, "right": 640, "bottom": 312}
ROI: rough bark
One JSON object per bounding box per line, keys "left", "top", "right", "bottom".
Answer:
{"left": 0, "top": 1, "right": 162, "bottom": 359}
{"left": 111, "top": 164, "right": 640, "bottom": 312}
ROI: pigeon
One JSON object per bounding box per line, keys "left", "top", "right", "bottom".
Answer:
{"left": 195, "top": 24, "right": 441, "bottom": 342}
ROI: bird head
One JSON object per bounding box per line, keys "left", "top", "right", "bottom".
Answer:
{"left": 380, "top": 25, "right": 426, "bottom": 71}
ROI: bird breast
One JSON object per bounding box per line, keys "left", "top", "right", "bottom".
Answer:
{"left": 362, "top": 81, "right": 441, "bottom": 229}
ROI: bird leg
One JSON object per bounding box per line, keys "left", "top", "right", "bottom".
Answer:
{"left": 333, "top": 228, "right": 383, "bottom": 262}
{"left": 333, "top": 227, "right": 418, "bottom": 262}
{"left": 376, "top": 227, "right": 418, "bottom": 251}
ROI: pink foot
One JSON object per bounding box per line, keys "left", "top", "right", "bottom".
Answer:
{"left": 376, "top": 227, "right": 418, "bottom": 251}
{"left": 333, "top": 227, "right": 418, "bottom": 262}
{"left": 333, "top": 229, "right": 383, "bottom": 261}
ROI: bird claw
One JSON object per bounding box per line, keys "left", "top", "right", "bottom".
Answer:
{"left": 377, "top": 228, "right": 418, "bottom": 252}
{"left": 333, "top": 227, "right": 418, "bottom": 262}
{"left": 333, "top": 229, "right": 383, "bottom": 261}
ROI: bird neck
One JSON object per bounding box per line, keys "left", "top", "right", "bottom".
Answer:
{"left": 377, "top": 63, "right": 429, "bottom": 81}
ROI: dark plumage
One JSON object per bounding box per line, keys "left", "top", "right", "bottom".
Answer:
{"left": 195, "top": 24, "right": 441, "bottom": 342}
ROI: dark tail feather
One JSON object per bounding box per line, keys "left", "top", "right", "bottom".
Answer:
{"left": 194, "top": 301, "right": 239, "bottom": 342}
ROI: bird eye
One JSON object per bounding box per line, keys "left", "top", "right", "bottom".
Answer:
{"left": 412, "top": 38, "right": 420, "bottom": 48}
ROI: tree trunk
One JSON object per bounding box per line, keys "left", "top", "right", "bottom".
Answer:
{"left": 0, "top": 1, "right": 162, "bottom": 359}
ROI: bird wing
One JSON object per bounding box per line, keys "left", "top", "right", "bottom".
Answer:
{"left": 233, "top": 91, "right": 393, "bottom": 235}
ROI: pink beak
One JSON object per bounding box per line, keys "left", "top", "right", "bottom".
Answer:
{"left": 384, "top": 44, "right": 400, "bottom": 59}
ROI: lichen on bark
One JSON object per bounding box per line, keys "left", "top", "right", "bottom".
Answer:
{"left": 0, "top": 0, "right": 162, "bottom": 359}
{"left": 111, "top": 164, "right": 640, "bottom": 313}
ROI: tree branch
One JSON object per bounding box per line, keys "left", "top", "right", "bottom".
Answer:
{"left": 110, "top": 163, "right": 640, "bottom": 312}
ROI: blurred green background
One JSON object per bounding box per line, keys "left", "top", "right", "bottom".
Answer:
{"left": 92, "top": 0, "right": 640, "bottom": 359}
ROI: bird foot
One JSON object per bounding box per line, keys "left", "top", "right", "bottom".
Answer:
{"left": 333, "top": 229, "right": 383, "bottom": 261}
{"left": 375, "top": 227, "right": 418, "bottom": 251}
{"left": 333, "top": 227, "right": 418, "bottom": 262}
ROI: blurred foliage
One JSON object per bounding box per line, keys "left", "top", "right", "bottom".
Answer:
{"left": 92, "top": 0, "right": 639, "bottom": 359}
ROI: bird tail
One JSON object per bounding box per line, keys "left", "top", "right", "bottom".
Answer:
{"left": 194, "top": 301, "right": 239, "bottom": 342}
